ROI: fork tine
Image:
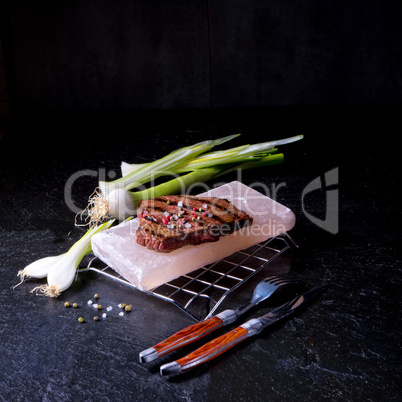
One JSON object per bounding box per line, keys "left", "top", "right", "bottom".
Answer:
{"left": 266, "top": 275, "right": 300, "bottom": 286}
{"left": 274, "top": 278, "right": 299, "bottom": 287}
{"left": 265, "top": 275, "right": 283, "bottom": 283}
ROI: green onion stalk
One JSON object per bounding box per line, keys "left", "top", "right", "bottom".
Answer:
{"left": 82, "top": 134, "right": 302, "bottom": 226}
{"left": 83, "top": 135, "right": 239, "bottom": 226}
{"left": 98, "top": 134, "right": 239, "bottom": 193}
{"left": 127, "top": 153, "right": 285, "bottom": 205}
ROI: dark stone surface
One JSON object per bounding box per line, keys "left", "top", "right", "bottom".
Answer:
{"left": 0, "top": 106, "right": 400, "bottom": 401}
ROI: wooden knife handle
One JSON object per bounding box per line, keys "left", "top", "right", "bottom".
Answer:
{"left": 173, "top": 326, "right": 249, "bottom": 372}
{"left": 153, "top": 316, "right": 224, "bottom": 357}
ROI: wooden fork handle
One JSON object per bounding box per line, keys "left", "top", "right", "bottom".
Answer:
{"left": 156, "top": 316, "right": 224, "bottom": 355}
{"left": 139, "top": 316, "right": 225, "bottom": 363}
{"left": 160, "top": 326, "right": 250, "bottom": 375}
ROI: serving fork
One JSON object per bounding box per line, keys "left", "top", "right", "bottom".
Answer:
{"left": 139, "top": 275, "right": 301, "bottom": 363}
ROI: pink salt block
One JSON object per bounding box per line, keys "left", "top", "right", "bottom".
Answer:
{"left": 91, "top": 181, "right": 295, "bottom": 291}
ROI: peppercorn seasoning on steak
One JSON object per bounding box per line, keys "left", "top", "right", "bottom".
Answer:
{"left": 136, "top": 196, "right": 253, "bottom": 252}
{"left": 91, "top": 181, "right": 295, "bottom": 291}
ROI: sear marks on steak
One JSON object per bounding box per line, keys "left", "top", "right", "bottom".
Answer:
{"left": 135, "top": 195, "right": 253, "bottom": 253}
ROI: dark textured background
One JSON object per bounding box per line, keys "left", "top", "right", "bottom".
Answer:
{"left": 2, "top": 0, "right": 402, "bottom": 114}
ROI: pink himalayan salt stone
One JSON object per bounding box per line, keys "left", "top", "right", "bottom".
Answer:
{"left": 91, "top": 181, "right": 295, "bottom": 291}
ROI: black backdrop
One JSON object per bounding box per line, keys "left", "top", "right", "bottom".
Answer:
{"left": 0, "top": 0, "right": 401, "bottom": 169}
{"left": 2, "top": 1, "right": 402, "bottom": 113}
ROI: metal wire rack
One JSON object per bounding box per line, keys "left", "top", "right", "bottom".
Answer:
{"left": 86, "top": 232, "right": 297, "bottom": 322}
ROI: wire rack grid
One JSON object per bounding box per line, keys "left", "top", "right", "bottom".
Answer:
{"left": 86, "top": 232, "right": 297, "bottom": 322}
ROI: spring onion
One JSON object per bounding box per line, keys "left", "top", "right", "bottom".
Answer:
{"left": 98, "top": 134, "right": 239, "bottom": 194}
{"left": 177, "top": 135, "right": 302, "bottom": 171}
{"left": 82, "top": 135, "right": 239, "bottom": 226}
{"left": 15, "top": 255, "right": 64, "bottom": 288}
{"left": 121, "top": 135, "right": 301, "bottom": 175}
{"left": 24, "top": 220, "right": 114, "bottom": 297}
{"left": 82, "top": 134, "right": 303, "bottom": 225}
{"left": 126, "top": 153, "right": 284, "bottom": 204}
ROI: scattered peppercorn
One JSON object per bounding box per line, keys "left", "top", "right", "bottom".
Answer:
{"left": 125, "top": 304, "right": 132, "bottom": 312}
{"left": 94, "top": 293, "right": 99, "bottom": 299}
{"left": 64, "top": 301, "right": 70, "bottom": 307}
{"left": 73, "top": 303, "right": 78, "bottom": 308}
{"left": 97, "top": 304, "right": 102, "bottom": 310}
{"left": 78, "top": 317, "right": 84, "bottom": 323}
{"left": 93, "top": 316, "right": 99, "bottom": 322}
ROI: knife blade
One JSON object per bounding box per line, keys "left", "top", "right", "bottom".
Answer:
{"left": 159, "top": 284, "right": 330, "bottom": 375}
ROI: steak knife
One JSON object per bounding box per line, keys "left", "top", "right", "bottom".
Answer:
{"left": 159, "top": 284, "right": 330, "bottom": 375}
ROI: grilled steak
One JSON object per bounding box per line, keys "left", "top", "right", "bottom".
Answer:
{"left": 135, "top": 195, "right": 253, "bottom": 253}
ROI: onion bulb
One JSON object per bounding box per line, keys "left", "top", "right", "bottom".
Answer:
{"left": 19, "top": 220, "right": 114, "bottom": 297}
{"left": 15, "top": 255, "right": 64, "bottom": 289}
